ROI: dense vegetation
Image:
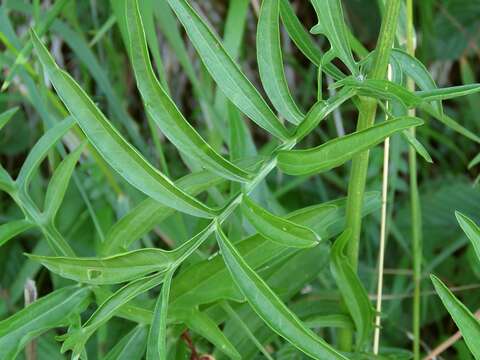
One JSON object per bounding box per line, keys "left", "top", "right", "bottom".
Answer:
{"left": 1, "top": 0, "right": 480, "bottom": 359}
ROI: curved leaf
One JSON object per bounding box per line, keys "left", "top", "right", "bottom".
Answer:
{"left": 279, "top": 116, "right": 423, "bottom": 176}
{"left": 241, "top": 195, "right": 320, "bottom": 248}
{"left": 330, "top": 230, "right": 374, "bottom": 350}
{"left": 0, "top": 286, "right": 91, "bottom": 360}
{"left": 16, "top": 117, "right": 75, "bottom": 192}
{"left": 125, "top": 0, "right": 252, "bottom": 182}
{"left": 215, "top": 222, "right": 346, "bottom": 360}
{"left": 455, "top": 211, "right": 480, "bottom": 261}
{"left": 44, "top": 143, "right": 85, "bottom": 220}
{"left": 165, "top": 0, "right": 290, "bottom": 141}
{"left": 257, "top": 0, "right": 303, "bottom": 124}
{"left": 416, "top": 83, "right": 480, "bottom": 102}
{"left": 309, "top": 0, "right": 358, "bottom": 76}
{"left": 31, "top": 30, "right": 217, "bottom": 219}
{"left": 431, "top": 274, "right": 480, "bottom": 359}
{"left": 104, "top": 325, "right": 148, "bottom": 360}
{"left": 0, "top": 219, "right": 35, "bottom": 247}
{"left": 0, "top": 107, "right": 18, "bottom": 131}
{"left": 146, "top": 268, "right": 173, "bottom": 360}
{"left": 401, "top": 130, "right": 433, "bottom": 163}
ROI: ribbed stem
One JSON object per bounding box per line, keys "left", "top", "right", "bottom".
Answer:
{"left": 406, "top": 1, "right": 423, "bottom": 359}
{"left": 340, "top": 0, "right": 401, "bottom": 351}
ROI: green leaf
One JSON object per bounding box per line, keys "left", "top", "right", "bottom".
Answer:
{"left": 16, "top": 117, "right": 75, "bottom": 192}
{"left": 104, "top": 325, "right": 148, "bottom": 360}
{"left": 401, "top": 130, "right": 433, "bottom": 163}
{"left": 0, "top": 219, "right": 34, "bottom": 247}
{"left": 44, "top": 143, "right": 85, "bottom": 220}
{"left": 305, "top": 314, "right": 354, "bottom": 330}
{"left": 146, "top": 268, "right": 173, "bottom": 360}
{"left": 31, "top": 30, "right": 217, "bottom": 219}
{"left": 241, "top": 195, "right": 320, "bottom": 248}
{"left": 330, "top": 230, "right": 374, "bottom": 350}
{"left": 337, "top": 77, "right": 421, "bottom": 108}
{"left": 60, "top": 272, "right": 166, "bottom": 359}
{"left": 310, "top": 0, "right": 358, "bottom": 76}
{"left": 257, "top": 0, "right": 303, "bottom": 124}
{"left": 419, "top": 102, "right": 480, "bottom": 145}
{"left": 455, "top": 211, "right": 480, "bottom": 262}
{"left": 0, "top": 165, "right": 15, "bottom": 193}
{"left": 431, "top": 274, "right": 480, "bottom": 359}
{"left": 279, "top": 116, "right": 423, "bottom": 176}
{"left": 469, "top": 153, "right": 480, "bottom": 169}
{"left": 177, "top": 309, "right": 241, "bottom": 360}
{"left": 0, "top": 286, "right": 90, "bottom": 360}
{"left": 30, "top": 225, "right": 213, "bottom": 285}
{"left": 125, "top": 0, "right": 252, "bottom": 183}
{"left": 295, "top": 87, "right": 356, "bottom": 141}
{"left": 279, "top": 0, "right": 344, "bottom": 80}
{"left": 416, "top": 83, "right": 480, "bottom": 102}
{"left": 165, "top": 0, "right": 290, "bottom": 141}
{"left": 215, "top": 222, "right": 346, "bottom": 360}
{"left": 103, "top": 170, "right": 225, "bottom": 255}
{"left": 391, "top": 48, "right": 442, "bottom": 113}
{"left": 0, "top": 107, "right": 18, "bottom": 131}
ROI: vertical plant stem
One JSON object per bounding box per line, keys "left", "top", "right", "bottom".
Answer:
{"left": 340, "top": 0, "right": 401, "bottom": 350}
{"left": 373, "top": 66, "right": 392, "bottom": 354}
{"left": 406, "top": 1, "right": 422, "bottom": 359}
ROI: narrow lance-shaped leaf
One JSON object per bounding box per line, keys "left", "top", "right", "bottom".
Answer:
{"left": 431, "top": 274, "right": 480, "bottom": 359}
{"left": 295, "top": 86, "right": 356, "bottom": 141}
{"left": 0, "top": 219, "right": 35, "bottom": 247}
{"left": 336, "top": 76, "right": 422, "bottom": 108}
{"left": 455, "top": 211, "right": 480, "bottom": 262}
{"left": 401, "top": 130, "right": 433, "bottom": 163}
{"left": 147, "top": 268, "right": 174, "bottom": 360}
{"left": 279, "top": 0, "right": 344, "bottom": 80}
{"left": 469, "top": 153, "right": 480, "bottom": 169}
{"left": 0, "top": 107, "right": 18, "bottom": 131}
{"left": 215, "top": 222, "right": 347, "bottom": 360}
{"left": 44, "top": 143, "right": 85, "bottom": 220}
{"left": 60, "top": 272, "right": 166, "bottom": 359}
{"left": 125, "top": 0, "right": 252, "bottom": 183}
{"left": 330, "top": 230, "right": 374, "bottom": 350}
{"left": 279, "top": 116, "right": 423, "bottom": 176}
{"left": 104, "top": 325, "right": 148, "bottom": 360}
{"left": 16, "top": 117, "right": 75, "bottom": 192}
{"left": 0, "top": 165, "right": 15, "bottom": 193}
{"left": 257, "top": 0, "right": 303, "bottom": 124}
{"left": 31, "top": 30, "right": 217, "bottom": 219}
{"left": 416, "top": 83, "right": 480, "bottom": 102}
{"left": 310, "top": 0, "right": 358, "bottom": 76}
{"left": 30, "top": 225, "right": 213, "bottom": 285}
{"left": 165, "top": 0, "right": 290, "bottom": 141}
{"left": 0, "top": 286, "right": 91, "bottom": 360}
{"left": 241, "top": 195, "right": 320, "bottom": 248}
{"left": 391, "top": 48, "right": 442, "bottom": 113}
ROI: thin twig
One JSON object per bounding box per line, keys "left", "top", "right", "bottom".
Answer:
{"left": 373, "top": 65, "right": 393, "bottom": 354}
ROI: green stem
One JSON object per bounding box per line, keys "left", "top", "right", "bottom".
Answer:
{"left": 340, "top": 0, "right": 402, "bottom": 351}
{"left": 406, "top": 1, "right": 422, "bottom": 359}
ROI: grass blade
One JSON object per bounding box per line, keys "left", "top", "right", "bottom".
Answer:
{"left": 279, "top": 116, "right": 423, "bottom": 176}
{"left": 215, "top": 222, "right": 347, "bottom": 360}
{"left": 0, "top": 107, "right": 18, "bottom": 131}
{"left": 43, "top": 143, "right": 84, "bottom": 220}
{"left": 257, "top": 0, "right": 303, "bottom": 124}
